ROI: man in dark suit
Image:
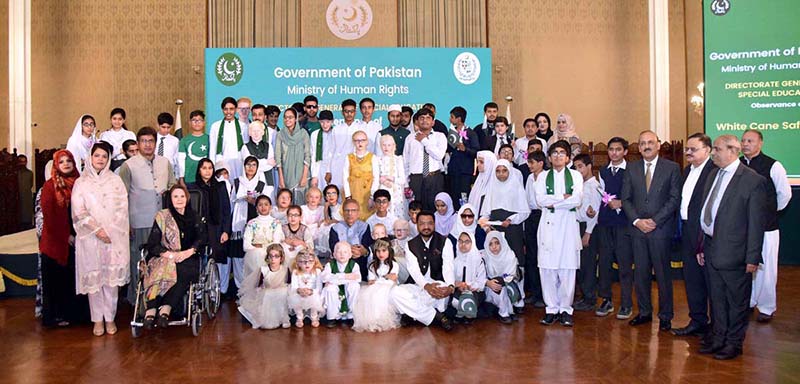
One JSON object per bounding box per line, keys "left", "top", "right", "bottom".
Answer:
{"left": 672, "top": 133, "right": 717, "bottom": 336}
{"left": 697, "top": 134, "right": 765, "bottom": 360}
{"left": 621, "top": 130, "right": 682, "bottom": 330}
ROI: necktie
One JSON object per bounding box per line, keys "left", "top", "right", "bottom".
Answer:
{"left": 703, "top": 169, "right": 726, "bottom": 227}
{"left": 158, "top": 137, "right": 164, "bottom": 156}
{"left": 422, "top": 147, "right": 430, "bottom": 177}
{"left": 645, "top": 162, "right": 652, "bottom": 192}
{"left": 611, "top": 166, "right": 618, "bottom": 176}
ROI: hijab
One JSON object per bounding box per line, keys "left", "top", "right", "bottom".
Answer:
{"left": 468, "top": 151, "right": 497, "bottom": 214}
{"left": 534, "top": 112, "right": 553, "bottom": 142}
{"left": 454, "top": 231, "right": 483, "bottom": 282}
{"left": 66, "top": 114, "right": 96, "bottom": 169}
{"left": 483, "top": 160, "right": 531, "bottom": 217}
{"left": 449, "top": 203, "right": 477, "bottom": 238}
{"left": 433, "top": 192, "right": 456, "bottom": 236}
{"left": 51, "top": 150, "right": 80, "bottom": 208}
{"left": 548, "top": 113, "right": 579, "bottom": 146}
{"left": 166, "top": 186, "right": 198, "bottom": 238}
{"left": 483, "top": 231, "right": 517, "bottom": 278}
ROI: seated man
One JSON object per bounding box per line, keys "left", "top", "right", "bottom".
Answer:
{"left": 390, "top": 211, "right": 455, "bottom": 331}
{"left": 329, "top": 199, "right": 374, "bottom": 280}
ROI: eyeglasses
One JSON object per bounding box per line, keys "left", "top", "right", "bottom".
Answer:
{"left": 297, "top": 260, "right": 312, "bottom": 265}
{"left": 305, "top": 105, "right": 318, "bottom": 109}
{"left": 288, "top": 213, "right": 301, "bottom": 217}
{"left": 343, "top": 109, "right": 356, "bottom": 114}
{"left": 325, "top": 192, "right": 338, "bottom": 196}
{"left": 344, "top": 208, "right": 359, "bottom": 213}
{"left": 457, "top": 239, "right": 472, "bottom": 245}
{"left": 684, "top": 147, "right": 705, "bottom": 153}
{"left": 82, "top": 122, "right": 96, "bottom": 127}
{"left": 268, "top": 254, "right": 282, "bottom": 259}
{"left": 551, "top": 152, "right": 568, "bottom": 157}
{"left": 460, "top": 214, "right": 475, "bottom": 219}
{"left": 353, "top": 139, "right": 367, "bottom": 143}
{"left": 190, "top": 118, "right": 204, "bottom": 123}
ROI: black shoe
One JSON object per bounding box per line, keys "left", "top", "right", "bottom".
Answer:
{"left": 560, "top": 312, "right": 574, "bottom": 327}
{"left": 400, "top": 314, "right": 414, "bottom": 327}
{"left": 628, "top": 314, "right": 652, "bottom": 326}
{"left": 499, "top": 316, "right": 513, "bottom": 324}
{"left": 453, "top": 316, "right": 465, "bottom": 324}
{"left": 143, "top": 315, "right": 156, "bottom": 330}
{"left": 713, "top": 345, "right": 742, "bottom": 360}
{"left": 434, "top": 311, "right": 453, "bottom": 331}
{"left": 534, "top": 300, "right": 546, "bottom": 308}
{"left": 699, "top": 343, "right": 725, "bottom": 355}
{"left": 540, "top": 313, "right": 558, "bottom": 325}
{"left": 325, "top": 319, "right": 338, "bottom": 328}
{"left": 659, "top": 320, "right": 672, "bottom": 331}
{"left": 157, "top": 313, "right": 170, "bottom": 328}
{"left": 574, "top": 299, "right": 595, "bottom": 312}
{"left": 700, "top": 333, "right": 714, "bottom": 348}
{"left": 342, "top": 319, "right": 354, "bottom": 327}
{"left": 514, "top": 306, "right": 525, "bottom": 315}
{"left": 671, "top": 322, "right": 706, "bottom": 336}
{"left": 756, "top": 312, "right": 773, "bottom": 323}
{"left": 595, "top": 299, "right": 614, "bottom": 317}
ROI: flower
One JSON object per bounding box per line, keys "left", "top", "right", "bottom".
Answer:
{"left": 601, "top": 191, "right": 617, "bottom": 206}
{"left": 458, "top": 129, "right": 468, "bottom": 141}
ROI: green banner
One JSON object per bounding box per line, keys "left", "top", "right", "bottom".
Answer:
{"left": 703, "top": 0, "right": 800, "bottom": 177}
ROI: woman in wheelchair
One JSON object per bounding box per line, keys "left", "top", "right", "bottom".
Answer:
{"left": 143, "top": 184, "right": 206, "bottom": 329}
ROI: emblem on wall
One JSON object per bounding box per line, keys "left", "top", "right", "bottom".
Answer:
{"left": 326, "top": 0, "right": 373, "bottom": 40}
{"left": 215, "top": 53, "right": 243, "bottom": 86}
{"left": 453, "top": 52, "right": 481, "bottom": 85}
{"left": 711, "top": 0, "right": 731, "bottom": 16}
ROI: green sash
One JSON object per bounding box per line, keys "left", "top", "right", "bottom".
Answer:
{"left": 545, "top": 168, "right": 575, "bottom": 213}
{"left": 216, "top": 119, "right": 244, "bottom": 155}
{"left": 315, "top": 130, "right": 325, "bottom": 162}
{"left": 329, "top": 259, "right": 356, "bottom": 314}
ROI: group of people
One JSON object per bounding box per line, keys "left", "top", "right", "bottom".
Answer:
{"left": 33, "top": 95, "right": 790, "bottom": 361}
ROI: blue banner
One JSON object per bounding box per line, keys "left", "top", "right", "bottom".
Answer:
{"left": 204, "top": 47, "right": 492, "bottom": 127}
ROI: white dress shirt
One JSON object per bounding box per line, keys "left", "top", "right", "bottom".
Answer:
{"left": 701, "top": 159, "right": 740, "bottom": 237}
{"left": 404, "top": 236, "right": 455, "bottom": 288}
{"left": 680, "top": 157, "right": 709, "bottom": 221}
{"left": 577, "top": 176, "right": 601, "bottom": 234}
{"left": 156, "top": 133, "right": 180, "bottom": 174}
{"left": 743, "top": 155, "right": 792, "bottom": 212}
{"left": 402, "top": 130, "right": 447, "bottom": 176}
{"left": 99, "top": 128, "right": 136, "bottom": 160}
{"left": 598, "top": 159, "right": 627, "bottom": 191}
{"left": 514, "top": 136, "right": 547, "bottom": 165}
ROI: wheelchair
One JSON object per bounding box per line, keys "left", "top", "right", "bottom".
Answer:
{"left": 130, "top": 188, "right": 222, "bottom": 337}
{"left": 130, "top": 246, "right": 221, "bottom": 337}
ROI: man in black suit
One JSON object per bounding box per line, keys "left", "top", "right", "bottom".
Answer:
{"left": 621, "top": 130, "right": 681, "bottom": 330}
{"left": 697, "top": 134, "right": 765, "bottom": 360}
{"left": 672, "top": 133, "right": 717, "bottom": 337}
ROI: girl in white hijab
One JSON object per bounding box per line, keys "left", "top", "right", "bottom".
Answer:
{"left": 66, "top": 114, "right": 97, "bottom": 172}
{"left": 483, "top": 231, "right": 523, "bottom": 323}
{"left": 449, "top": 203, "right": 487, "bottom": 251}
{"left": 467, "top": 151, "right": 497, "bottom": 217}
{"left": 451, "top": 232, "right": 487, "bottom": 324}
{"left": 480, "top": 159, "right": 530, "bottom": 283}
{"left": 433, "top": 192, "right": 456, "bottom": 237}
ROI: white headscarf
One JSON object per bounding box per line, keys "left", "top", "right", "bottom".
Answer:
{"left": 433, "top": 192, "right": 456, "bottom": 236}
{"left": 483, "top": 231, "right": 517, "bottom": 278}
{"left": 483, "top": 159, "right": 531, "bottom": 217}
{"left": 449, "top": 203, "right": 477, "bottom": 238}
{"left": 454, "top": 231, "right": 483, "bottom": 282}
{"left": 468, "top": 151, "right": 497, "bottom": 214}
{"left": 66, "top": 114, "right": 97, "bottom": 170}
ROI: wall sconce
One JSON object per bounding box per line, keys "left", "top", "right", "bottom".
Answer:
{"left": 690, "top": 82, "right": 704, "bottom": 115}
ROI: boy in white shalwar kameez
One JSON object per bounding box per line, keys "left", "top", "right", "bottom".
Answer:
{"left": 534, "top": 140, "right": 583, "bottom": 327}
{"left": 322, "top": 241, "right": 362, "bottom": 326}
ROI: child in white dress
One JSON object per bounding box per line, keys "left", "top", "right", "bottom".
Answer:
{"left": 353, "top": 239, "right": 401, "bottom": 332}
{"left": 271, "top": 188, "right": 292, "bottom": 225}
{"left": 301, "top": 187, "right": 324, "bottom": 244}
{"left": 321, "top": 241, "right": 362, "bottom": 327}
{"left": 288, "top": 250, "right": 324, "bottom": 328}
{"left": 483, "top": 231, "right": 524, "bottom": 324}
{"left": 243, "top": 196, "right": 285, "bottom": 278}
{"left": 451, "top": 232, "right": 487, "bottom": 325}
{"left": 373, "top": 135, "right": 407, "bottom": 219}
{"left": 238, "top": 244, "right": 290, "bottom": 329}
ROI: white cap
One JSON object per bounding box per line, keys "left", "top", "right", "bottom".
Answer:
{"left": 388, "top": 104, "right": 402, "bottom": 112}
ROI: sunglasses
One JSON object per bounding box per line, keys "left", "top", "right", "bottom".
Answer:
{"left": 305, "top": 105, "right": 318, "bottom": 109}
{"left": 460, "top": 214, "right": 475, "bottom": 219}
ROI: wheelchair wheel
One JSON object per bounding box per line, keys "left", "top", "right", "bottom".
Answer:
{"left": 204, "top": 259, "right": 221, "bottom": 319}
{"left": 191, "top": 313, "right": 201, "bottom": 336}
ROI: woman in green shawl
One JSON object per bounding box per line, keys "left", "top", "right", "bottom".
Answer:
{"left": 275, "top": 108, "right": 311, "bottom": 205}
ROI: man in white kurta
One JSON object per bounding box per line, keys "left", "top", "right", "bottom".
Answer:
{"left": 209, "top": 97, "right": 249, "bottom": 180}
{"left": 534, "top": 141, "right": 584, "bottom": 326}
{"left": 390, "top": 212, "right": 455, "bottom": 330}
{"left": 330, "top": 100, "right": 362, "bottom": 190}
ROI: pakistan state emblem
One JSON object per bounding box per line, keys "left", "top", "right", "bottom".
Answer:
{"left": 216, "top": 53, "right": 243, "bottom": 86}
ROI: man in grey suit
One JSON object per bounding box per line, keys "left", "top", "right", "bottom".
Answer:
{"left": 697, "top": 134, "right": 765, "bottom": 360}
{"left": 621, "top": 130, "right": 681, "bottom": 330}
{"left": 672, "top": 133, "right": 717, "bottom": 337}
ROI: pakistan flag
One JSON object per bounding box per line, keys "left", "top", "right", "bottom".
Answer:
{"left": 178, "top": 134, "right": 210, "bottom": 183}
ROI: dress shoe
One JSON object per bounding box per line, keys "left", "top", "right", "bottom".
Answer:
{"left": 534, "top": 300, "right": 546, "bottom": 308}
{"left": 560, "top": 312, "right": 574, "bottom": 327}
{"left": 713, "top": 345, "right": 742, "bottom": 360}
{"left": 434, "top": 311, "right": 453, "bottom": 331}
{"left": 325, "top": 319, "right": 338, "bottom": 328}
{"left": 628, "top": 315, "right": 652, "bottom": 326}
{"left": 756, "top": 312, "right": 773, "bottom": 323}
{"left": 499, "top": 316, "right": 513, "bottom": 324}
{"left": 540, "top": 313, "right": 558, "bottom": 325}
{"left": 659, "top": 320, "right": 671, "bottom": 331}
{"left": 671, "top": 323, "right": 706, "bottom": 336}
{"left": 699, "top": 343, "right": 724, "bottom": 355}
{"left": 400, "top": 314, "right": 414, "bottom": 327}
